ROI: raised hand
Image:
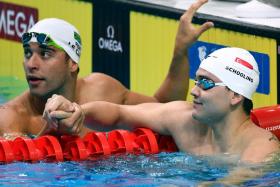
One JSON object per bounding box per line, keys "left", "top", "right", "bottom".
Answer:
{"left": 174, "top": 0, "right": 213, "bottom": 57}
{"left": 156, "top": 0, "right": 214, "bottom": 102}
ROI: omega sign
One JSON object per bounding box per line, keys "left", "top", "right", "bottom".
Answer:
{"left": 0, "top": 2, "right": 38, "bottom": 42}
{"left": 98, "top": 25, "right": 123, "bottom": 53}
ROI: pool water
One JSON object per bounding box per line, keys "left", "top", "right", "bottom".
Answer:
{"left": 0, "top": 76, "right": 27, "bottom": 104}
{"left": 1, "top": 77, "right": 280, "bottom": 186}
{"left": 0, "top": 153, "right": 279, "bottom": 186}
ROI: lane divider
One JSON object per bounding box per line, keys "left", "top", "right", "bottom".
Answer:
{"left": 251, "top": 105, "right": 280, "bottom": 138}
{"left": 0, "top": 106, "right": 279, "bottom": 164}
{"left": 0, "top": 128, "right": 178, "bottom": 163}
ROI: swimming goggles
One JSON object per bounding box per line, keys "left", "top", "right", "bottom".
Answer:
{"left": 21, "top": 32, "right": 64, "bottom": 50}
{"left": 194, "top": 78, "right": 226, "bottom": 90}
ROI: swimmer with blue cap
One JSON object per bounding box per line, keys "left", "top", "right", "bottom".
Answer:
{"left": 0, "top": 0, "right": 212, "bottom": 139}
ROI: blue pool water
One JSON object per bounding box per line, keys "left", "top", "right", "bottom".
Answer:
{"left": 1, "top": 77, "right": 280, "bottom": 186}
{"left": 0, "top": 76, "right": 27, "bottom": 104}
{"left": 0, "top": 153, "right": 279, "bottom": 186}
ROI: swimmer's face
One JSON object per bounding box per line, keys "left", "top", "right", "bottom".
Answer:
{"left": 191, "top": 68, "right": 232, "bottom": 124}
{"left": 23, "top": 42, "right": 76, "bottom": 98}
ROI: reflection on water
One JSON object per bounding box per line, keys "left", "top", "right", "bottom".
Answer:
{"left": 0, "top": 76, "right": 27, "bottom": 104}
{"left": 0, "top": 153, "right": 279, "bottom": 186}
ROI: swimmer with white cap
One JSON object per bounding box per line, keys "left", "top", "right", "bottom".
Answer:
{"left": 192, "top": 47, "right": 260, "bottom": 123}
{"left": 22, "top": 18, "right": 82, "bottom": 64}
{"left": 199, "top": 47, "right": 259, "bottom": 100}
{"left": 0, "top": 0, "right": 212, "bottom": 139}
{"left": 80, "top": 47, "right": 279, "bottom": 165}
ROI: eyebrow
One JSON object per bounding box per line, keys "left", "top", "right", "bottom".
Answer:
{"left": 23, "top": 44, "right": 56, "bottom": 52}
{"left": 39, "top": 45, "right": 56, "bottom": 52}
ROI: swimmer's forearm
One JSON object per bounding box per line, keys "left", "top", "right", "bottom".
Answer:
{"left": 81, "top": 101, "right": 121, "bottom": 128}
{"left": 81, "top": 101, "right": 170, "bottom": 135}
{"left": 155, "top": 0, "right": 214, "bottom": 102}
{"left": 154, "top": 53, "right": 189, "bottom": 102}
{"left": 154, "top": 31, "right": 190, "bottom": 102}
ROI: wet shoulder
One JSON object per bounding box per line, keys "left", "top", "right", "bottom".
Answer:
{"left": 242, "top": 121, "right": 280, "bottom": 149}
{"left": 79, "top": 73, "right": 125, "bottom": 88}
{"left": 163, "top": 101, "right": 196, "bottom": 130}
{"left": 0, "top": 94, "right": 32, "bottom": 133}
{"left": 2, "top": 92, "right": 30, "bottom": 114}
{"left": 240, "top": 121, "right": 280, "bottom": 162}
{"left": 76, "top": 73, "right": 127, "bottom": 104}
{"left": 243, "top": 121, "right": 277, "bottom": 139}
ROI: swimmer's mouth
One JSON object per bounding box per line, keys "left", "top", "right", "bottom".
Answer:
{"left": 27, "top": 75, "right": 45, "bottom": 82}
{"left": 193, "top": 100, "right": 202, "bottom": 105}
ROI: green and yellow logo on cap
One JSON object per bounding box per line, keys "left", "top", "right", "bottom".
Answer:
{"left": 74, "top": 32, "right": 81, "bottom": 45}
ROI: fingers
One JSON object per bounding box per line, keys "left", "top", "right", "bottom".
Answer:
{"left": 43, "top": 109, "right": 58, "bottom": 127}
{"left": 197, "top": 21, "right": 214, "bottom": 36}
{"left": 42, "top": 95, "right": 85, "bottom": 136}
{"left": 68, "top": 103, "right": 84, "bottom": 135}
{"left": 175, "top": 0, "right": 212, "bottom": 50}
{"left": 183, "top": 0, "right": 208, "bottom": 22}
{"left": 57, "top": 103, "right": 85, "bottom": 135}
{"left": 37, "top": 117, "right": 58, "bottom": 137}
{"left": 45, "top": 94, "right": 75, "bottom": 114}
{"left": 71, "top": 113, "right": 84, "bottom": 135}
{"left": 39, "top": 94, "right": 85, "bottom": 137}
{"left": 49, "top": 110, "right": 73, "bottom": 119}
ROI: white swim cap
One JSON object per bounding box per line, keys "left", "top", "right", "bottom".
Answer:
{"left": 199, "top": 47, "right": 260, "bottom": 100}
{"left": 28, "top": 18, "right": 82, "bottom": 63}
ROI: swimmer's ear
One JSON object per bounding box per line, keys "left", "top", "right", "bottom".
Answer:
{"left": 64, "top": 53, "right": 78, "bottom": 73}
{"left": 70, "top": 62, "right": 79, "bottom": 73}
{"left": 230, "top": 92, "right": 243, "bottom": 106}
{"left": 67, "top": 58, "right": 79, "bottom": 73}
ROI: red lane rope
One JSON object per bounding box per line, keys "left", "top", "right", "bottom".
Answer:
{"left": 251, "top": 105, "right": 280, "bottom": 138}
{"left": 0, "top": 128, "right": 177, "bottom": 163}
{"left": 1, "top": 106, "right": 279, "bottom": 164}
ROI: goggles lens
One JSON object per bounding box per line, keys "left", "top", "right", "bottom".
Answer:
{"left": 194, "top": 78, "right": 226, "bottom": 90}
{"left": 21, "top": 32, "right": 63, "bottom": 50}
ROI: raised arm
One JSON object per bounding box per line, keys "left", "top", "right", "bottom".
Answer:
{"left": 154, "top": 0, "right": 213, "bottom": 102}
{"left": 81, "top": 0, "right": 214, "bottom": 105}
